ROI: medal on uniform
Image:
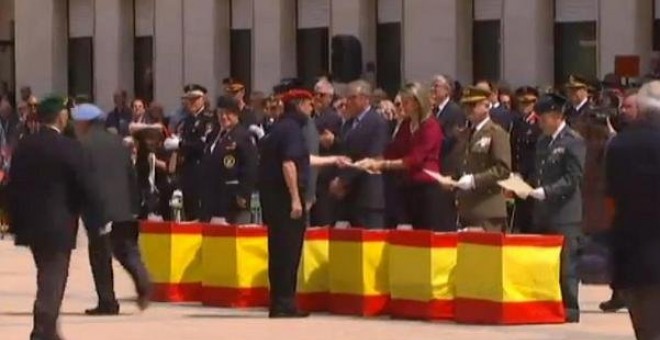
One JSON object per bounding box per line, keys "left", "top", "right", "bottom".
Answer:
{"left": 223, "top": 155, "right": 236, "bottom": 169}
{"left": 477, "top": 137, "right": 492, "bottom": 148}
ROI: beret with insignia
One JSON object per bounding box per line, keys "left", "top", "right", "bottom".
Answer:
{"left": 216, "top": 95, "right": 241, "bottom": 113}
{"left": 38, "top": 95, "right": 68, "bottom": 116}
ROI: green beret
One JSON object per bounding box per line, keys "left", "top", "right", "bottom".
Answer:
{"left": 38, "top": 95, "right": 68, "bottom": 116}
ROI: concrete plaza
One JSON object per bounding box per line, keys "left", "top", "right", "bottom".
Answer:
{"left": 0, "top": 238, "right": 634, "bottom": 340}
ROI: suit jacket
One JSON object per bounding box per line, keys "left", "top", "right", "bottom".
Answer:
{"left": 435, "top": 100, "right": 466, "bottom": 177}
{"left": 606, "top": 123, "right": 660, "bottom": 288}
{"left": 457, "top": 119, "right": 511, "bottom": 220}
{"left": 8, "top": 127, "right": 106, "bottom": 250}
{"left": 532, "top": 126, "right": 586, "bottom": 228}
{"left": 79, "top": 123, "right": 139, "bottom": 224}
{"left": 490, "top": 105, "right": 513, "bottom": 132}
{"left": 337, "top": 108, "right": 389, "bottom": 210}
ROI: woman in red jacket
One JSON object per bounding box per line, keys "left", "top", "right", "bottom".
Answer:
{"left": 359, "top": 82, "right": 447, "bottom": 231}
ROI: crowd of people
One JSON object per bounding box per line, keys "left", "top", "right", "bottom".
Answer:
{"left": 1, "top": 71, "right": 659, "bottom": 339}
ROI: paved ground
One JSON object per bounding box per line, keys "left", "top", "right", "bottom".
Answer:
{"left": 0, "top": 238, "right": 634, "bottom": 340}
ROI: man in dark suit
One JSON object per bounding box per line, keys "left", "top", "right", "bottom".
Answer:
{"left": 312, "top": 78, "right": 343, "bottom": 226}
{"left": 606, "top": 81, "right": 660, "bottom": 339}
{"left": 526, "top": 93, "right": 586, "bottom": 323}
{"left": 72, "top": 103, "right": 152, "bottom": 315}
{"left": 431, "top": 75, "right": 465, "bottom": 230}
{"left": 7, "top": 95, "right": 108, "bottom": 340}
{"left": 329, "top": 80, "right": 389, "bottom": 229}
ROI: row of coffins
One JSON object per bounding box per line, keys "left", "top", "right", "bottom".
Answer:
{"left": 138, "top": 222, "right": 565, "bottom": 325}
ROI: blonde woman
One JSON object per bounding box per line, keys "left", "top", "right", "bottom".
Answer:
{"left": 358, "top": 82, "right": 450, "bottom": 231}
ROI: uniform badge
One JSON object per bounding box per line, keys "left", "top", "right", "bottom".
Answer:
{"left": 223, "top": 155, "right": 236, "bottom": 169}
{"left": 552, "top": 147, "right": 565, "bottom": 155}
{"left": 477, "top": 137, "right": 492, "bottom": 148}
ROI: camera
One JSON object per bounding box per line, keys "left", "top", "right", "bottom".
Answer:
{"left": 587, "top": 89, "right": 621, "bottom": 123}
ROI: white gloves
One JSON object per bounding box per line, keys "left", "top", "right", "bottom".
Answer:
{"left": 249, "top": 125, "right": 265, "bottom": 140}
{"left": 456, "top": 174, "right": 475, "bottom": 191}
{"left": 99, "top": 222, "right": 112, "bottom": 236}
{"left": 164, "top": 135, "right": 181, "bottom": 151}
{"left": 529, "top": 187, "right": 546, "bottom": 201}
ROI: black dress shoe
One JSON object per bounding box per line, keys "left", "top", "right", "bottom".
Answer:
{"left": 136, "top": 293, "right": 151, "bottom": 311}
{"left": 85, "top": 305, "right": 120, "bottom": 316}
{"left": 565, "top": 313, "right": 580, "bottom": 323}
{"left": 599, "top": 298, "right": 625, "bottom": 313}
{"left": 268, "top": 310, "right": 310, "bottom": 318}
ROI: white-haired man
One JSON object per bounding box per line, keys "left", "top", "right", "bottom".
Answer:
{"left": 312, "top": 78, "right": 343, "bottom": 226}
{"left": 606, "top": 81, "right": 660, "bottom": 340}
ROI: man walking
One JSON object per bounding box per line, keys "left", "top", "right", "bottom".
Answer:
{"left": 7, "top": 96, "right": 108, "bottom": 340}
{"left": 72, "top": 103, "right": 152, "bottom": 315}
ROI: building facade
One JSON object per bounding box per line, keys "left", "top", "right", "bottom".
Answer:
{"left": 0, "top": 0, "right": 657, "bottom": 112}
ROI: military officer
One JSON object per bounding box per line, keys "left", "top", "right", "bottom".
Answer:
{"left": 200, "top": 96, "right": 258, "bottom": 224}
{"left": 454, "top": 86, "right": 512, "bottom": 232}
{"left": 526, "top": 93, "right": 586, "bottom": 323}
{"left": 166, "top": 84, "right": 216, "bottom": 220}
{"left": 564, "top": 74, "right": 592, "bottom": 126}
{"left": 510, "top": 86, "right": 542, "bottom": 233}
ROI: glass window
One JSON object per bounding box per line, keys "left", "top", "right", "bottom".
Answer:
{"left": 554, "top": 22, "right": 597, "bottom": 83}
{"left": 473, "top": 20, "right": 501, "bottom": 82}
{"left": 297, "top": 27, "right": 329, "bottom": 89}
{"left": 376, "top": 0, "right": 401, "bottom": 97}
{"left": 134, "top": 36, "right": 153, "bottom": 102}
{"left": 230, "top": 29, "right": 252, "bottom": 93}
{"left": 68, "top": 37, "right": 94, "bottom": 100}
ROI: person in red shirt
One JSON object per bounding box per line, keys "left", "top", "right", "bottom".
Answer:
{"left": 358, "top": 82, "right": 448, "bottom": 231}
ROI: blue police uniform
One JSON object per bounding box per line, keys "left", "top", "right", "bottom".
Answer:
{"left": 200, "top": 124, "right": 257, "bottom": 223}
{"left": 258, "top": 110, "right": 310, "bottom": 315}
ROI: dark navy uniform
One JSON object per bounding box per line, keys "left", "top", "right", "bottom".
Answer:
{"left": 177, "top": 108, "right": 215, "bottom": 220}
{"left": 510, "top": 86, "right": 542, "bottom": 233}
{"left": 259, "top": 108, "right": 310, "bottom": 316}
{"left": 200, "top": 124, "right": 257, "bottom": 223}
{"left": 530, "top": 94, "right": 586, "bottom": 323}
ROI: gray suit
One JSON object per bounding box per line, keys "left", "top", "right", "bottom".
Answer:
{"left": 79, "top": 122, "right": 150, "bottom": 310}
{"left": 80, "top": 123, "right": 138, "bottom": 223}
{"left": 531, "top": 125, "right": 586, "bottom": 322}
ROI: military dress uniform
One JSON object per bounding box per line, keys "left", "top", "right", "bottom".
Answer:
{"left": 456, "top": 87, "right": 512, "bottom": 232}
{"left": 177, "top": 84, "right": 216, "bottom": 220}
{"left": 509, "top": 86, "right": 542, "bottom": 233}
{"left": 564, "top": 75, "right": 592, "bottom": 126}
{"left": 529, "top": 94, "right": 586, "bottom": 323}
{"left": 200, "top": 117, "right": 258, "bottom": 224}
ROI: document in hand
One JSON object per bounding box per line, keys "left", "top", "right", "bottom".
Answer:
{"left": 423, "top": 169, "right": 458, "bottom": 187}
{"left": 497, "top": 174, "right": 534, "bottom": 199}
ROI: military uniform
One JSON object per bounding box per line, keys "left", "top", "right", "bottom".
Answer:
{"left": 510, "top": 86, "right": 542, "bottom": 233}
{"left": 529, "top": 94, "right": 586, "bottom": 323}
{"left": 177, "top": 84, "right": 216, "bottom": 220}
{"left": 564, "top": 75, "right": 592, "bottom": 126}
{"left": 200, "top": 116, "right": 257, "bottom": 224}
{"left": 456, "top": 87, "right": 512, "bottom": 231}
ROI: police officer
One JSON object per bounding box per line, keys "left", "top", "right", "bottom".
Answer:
{"left": 200, "top": 96, "right": 257, "bottom": 224}
{"left": 454, "top": 86, "right": 512, "bottom": 232}
{"left": 526, "top": 93, "right": 586, "bottom": 323}
{"left": 166, "top": 84, "right": 215, "bottom": 220}
{"left": 259, "top": 89, "right": 311, "bottom": 318}
{"left": 510, "top": 86, "right": 542, "bottom": 233}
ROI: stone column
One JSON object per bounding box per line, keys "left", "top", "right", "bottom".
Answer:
{"left": 402, "top": 0, "right": 472, "bottom": 84}
{"left": 14, "top": 0, "right": 68, "bottom": 98}
{"left": 94, "top": 0, "right": 134, "bottom": 111}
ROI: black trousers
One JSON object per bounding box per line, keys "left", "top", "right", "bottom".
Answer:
{"left": 512, "top": 198, "right": 535, "bottom": 233}
{"left": 30, "top": 246, "right": 71, "bottom": 340}
{"left": 261, "top": 186, "right": 306, "bottom": 311}
{"left": 180, "top": 164, "right": 202, "bottom": 220}
{"left": 88, "top": 221, "right": 151, "bottom": 306}
{"left": 537, "top": 224, "right": 581, "bottom": 321}
{"left": 622, "top": 286, "right": 660, "bottom": 340}
{"left": 404, "top": 183, "right": 457, "bottom": 232}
